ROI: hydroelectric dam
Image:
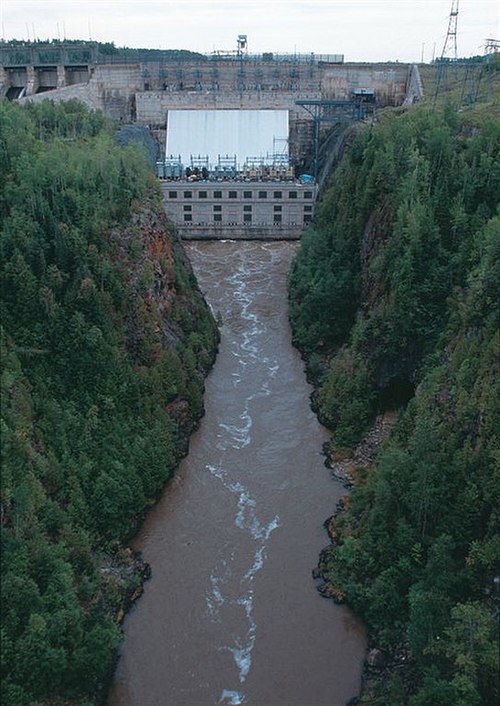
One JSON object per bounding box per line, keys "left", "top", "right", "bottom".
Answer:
{"left": 2, "top": 40, "right": 423, "bottom": 239}
{"left": 1, "top": 40, "right": 422, "bottom": 704}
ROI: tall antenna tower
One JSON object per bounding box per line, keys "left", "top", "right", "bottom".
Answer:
{"left": 441, "top": 0, "right": 459, "bottom": 60}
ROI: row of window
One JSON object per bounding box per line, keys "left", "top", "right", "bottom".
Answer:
{"left": 183, "top": 214, "right": 313, "bottom": 224}
{"left": 182, "top": 204, "right": 313, "bottom": 213}
{"left": 168, "top": 189, "right": 314, "bottom": 200}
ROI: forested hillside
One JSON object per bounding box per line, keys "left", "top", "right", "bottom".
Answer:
{"left": 289, "top": 103, "right": 499, "bottom": 704}
{"left": 0, "top": 100, "right": 218, "bottom": 705}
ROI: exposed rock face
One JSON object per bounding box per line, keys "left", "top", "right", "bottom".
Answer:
{"left": 115, "top": 124, "right": 160, "bottom": 165}
{"left": 366, "top": 648, "right": 387, "bottom": 669}
{"left": 111, "top": 198, "right": 218, "bottom": 376}
{"left": 323, "top": 411, "right": 397, "bottom": 487}
{"left": 100, "top": 548, "right": 152, "bottom": 624}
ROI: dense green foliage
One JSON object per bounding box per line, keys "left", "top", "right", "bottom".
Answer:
{"left": 0, "top": 100, "right": 218, "bottom": 705}
{"left": 1, "top": 38, "right": 206, "bottom": 63}
{"left": 289, "top": 105, "right": 499, "bottom": 703}
{"left": 290, "top": 106, "right": 499, "bottom": 447}
{"left": 94, "top": 41, "right": 206, "bottom": 62}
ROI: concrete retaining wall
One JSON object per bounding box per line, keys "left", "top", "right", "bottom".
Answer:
{"left": 135, "top": 89, "right": 322, "bottom": 124}
{"left": 177, "top": 224, "right": 304, "bottom": 240}
{"left": 322, "top": 63, "right": 411, "bottom": 105}
{"left": 137, "top": 89, "right": 320, "bottom": 163}
{"left": 18, "top": 81, "right": 101, "bottom": 111}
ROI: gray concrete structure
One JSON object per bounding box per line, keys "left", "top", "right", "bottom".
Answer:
{"left": 1, "top": 42, "right": 97, "bottom": 98}
{"left": 4, "top": 43, "right": 421, "bottom": 167}
{"left": 161, "top": 181, "right": 317, "bottom": 239}
{"left": 2, "top": 42, "right": 423, "bottom": 239}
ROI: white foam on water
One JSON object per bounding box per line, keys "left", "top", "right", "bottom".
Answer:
{"left": 240, "top": 325, "right": 262, "bottom": 358}
{"left": 217, "top": 397, "right": 253, "bottom": 448}
{"left": 204, "top": 258, "right": 284, "bottom": 688}
{"left": 205, "top": 557, "right": 231, "bottom": 621}
{"left": 229, "top": 642, "right": 254, "bottom": 683}
{"left": 207, "top": 463, "right": 225, "bottom": 482}
{"left": 211, "top": 579, "right": 224, "bottom": 606}
{"left": 226, "top": 591, "right": 258, "bottom": 683}
{"left": 236, "top": 591, "right": 254, "bottom": 621}
{"left": 205, "top": 462, "right": 281, "bottom": 685}
{"left": 269, "top": 363, "right": 280, "bottom": 377}
{"left": 250, "top": 514, "right": 280, "bottom": 542}
{"left": 216, "top": 437, "right": 230, "bottom": 452}
{"left": 217, "top": 363, "right": 279, "bottom": 452}
{"left": 218, "top": 414, "right": 252, "bottom": 448}
{"left": 224, "top": 260, "right": 266, "bottom": 363}
{"left": 234, "top": 489, "right": 256, "bottom": 530}
{"left": 219, "top": 690, "right": 246, "bottom": 705}
{"left": 244, "top": 546, "right": 265, "bottom": 581}
{"left": 260, "top": 380, "right": 271, "bottom": 397}
{"left": 206, "top": 574, "right": 225, "bottom": 620}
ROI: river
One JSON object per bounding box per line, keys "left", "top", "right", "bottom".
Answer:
{"left": 109, "top": 240, "right": 365, "bottom": 706}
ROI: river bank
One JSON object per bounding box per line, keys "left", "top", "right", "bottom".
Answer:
{"left": 313, "top": 411, "right": 414, "bottom": 705}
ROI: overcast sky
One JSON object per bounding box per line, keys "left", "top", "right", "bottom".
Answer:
{"left": 1, "top": 0, "right": 498, "bottom": 63}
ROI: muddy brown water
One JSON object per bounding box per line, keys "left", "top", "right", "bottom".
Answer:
{"left": 109, "top": 241, "right": 365, "bottom": 706}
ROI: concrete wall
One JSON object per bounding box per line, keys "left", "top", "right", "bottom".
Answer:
{"left": 135, "top": 89, "right": 321, "bottom": 124}
{"left": 3, "top": 65, "right": 92, "bottom": 95}
{"left": 177, "top": 223, "right": 304, "bottom": 240}
{"left": 161, "top": 181, "right": 317, "bottom": 237}
{"left": 17, "top": 81, "right": 102, "bottom": 110}
{"left": 136, "top": 89, "right": 320, "bottom": 163}
{"left": 11, "top": 57, "right": 418, "bottom": 176}
{"left": 2, "top": 67, "right": 27, "bottom": 88}
{"left": 322, "top": 63, "right": 411, "bottom": 105}
{"left": 136, "top": 57, "right": 324, "bottom": 93}
{"left": 11, "top": 58, "right": 412, "bottom": 117}
{"left": 91, "top": 64, "right": 143, "bottom": 120}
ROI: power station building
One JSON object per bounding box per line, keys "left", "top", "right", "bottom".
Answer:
{"left": 158, "top": 105, "right": 318, "bottom": 238}
{"left": 161, "top": 181, "right": 317, "bottom": 240}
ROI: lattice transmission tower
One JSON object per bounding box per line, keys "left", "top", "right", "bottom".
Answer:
{"left": 434, "top": 0, "right": 460, "bottom": 105}
{"left": 441, "top": 0, "right": 459, "bottom": 60}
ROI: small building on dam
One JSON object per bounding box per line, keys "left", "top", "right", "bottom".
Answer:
{"left": 1, "top": 40, "right": 422, "bottom": 239}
